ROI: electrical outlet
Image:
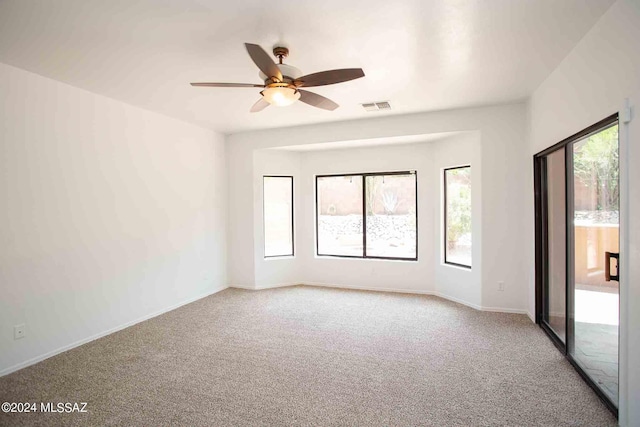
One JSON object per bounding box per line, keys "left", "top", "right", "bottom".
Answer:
{"left": 498, "top": 281, "right": 505, "bottom": 291}
{"left": 14, "top": 324, "right": 26, "bottom": 340}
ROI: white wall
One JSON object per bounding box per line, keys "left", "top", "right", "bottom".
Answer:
{"left": 250, "top": 135, "right": 484, "bottom": 307}
{"left": 227, "top": 102, "right": 528, "bottom": 313}
{"left": 622, "top": 88, "right": 640, "bottom": 427}
{"left": 297, "top": 142, "right": 436, "bottom": 294}
{"left": 527, "top": 0, "right": 640, "bottom": 423}
{"left": 0, "top": 62, "right": 227, "bottom": 375}
{"left": 252, "top": 149, "right": 301, "bottom": 288}
{"left": 529, "top": 0, "right": 640, "bottom": 154}
{"left": 431, "top": 133, "right": 483, "bottom": 309}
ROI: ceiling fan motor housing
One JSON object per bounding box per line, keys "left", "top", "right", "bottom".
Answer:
{"left": 260, "top": 63, "right": 302, "bottom": 85}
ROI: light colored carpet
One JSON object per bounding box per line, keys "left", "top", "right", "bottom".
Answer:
{"left": 0, "top": 286, "right": 616, "bottom": 426}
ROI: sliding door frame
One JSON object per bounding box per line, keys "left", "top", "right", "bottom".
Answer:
{"left": 534, "top": 152, "right": 566, "bottom": 352}
{"left": 534, "top": 113, "right": 619, "bottom": 416}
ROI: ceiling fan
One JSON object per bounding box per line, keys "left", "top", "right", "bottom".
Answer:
{"left": 191, "top": 43, "right": 365, "bottom": 112}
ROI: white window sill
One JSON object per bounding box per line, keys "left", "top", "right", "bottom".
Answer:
{"left": 264, "top": 255, "right": 295, "bottom": 261}
{"left": 442, "top": 262, "right": 472, "bottom": 271}
{"left": 315, "top": 255, "right": 418, "bottom": 263}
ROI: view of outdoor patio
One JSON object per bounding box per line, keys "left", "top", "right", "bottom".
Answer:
{"left": 572, "top": 124, "right": 619, "bottom": 405}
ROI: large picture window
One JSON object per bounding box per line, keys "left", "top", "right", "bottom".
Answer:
{"left": 444, "top": 166, "right": 472, "bottom": 267}
{"left": 263, "top": 176, "right": 294, "bottom": 257}
{"left": 316, "top": 171, "right": 417, "bottom": 260}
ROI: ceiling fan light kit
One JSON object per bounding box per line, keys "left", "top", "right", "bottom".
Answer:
{"left": 261, "top": 85, "right": 300, "bottom": 107}
{"left": 190, "top": 43, "right": 365, "bottom": 112}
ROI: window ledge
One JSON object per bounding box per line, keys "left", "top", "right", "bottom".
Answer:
{"left": 264, "top": 255, "right": 295, "bottom": 261}
{"left": 315, "top": 255, "right": 418, "bottom": 263}
{"left": 442, "top": 262, "right": 472, "bottom": 271}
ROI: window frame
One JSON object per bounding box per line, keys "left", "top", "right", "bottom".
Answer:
{"left": 263, "top": 175, "right": 294, "bottom": 258}
{"left": 443, "top": 165, "right": 472, "bottom": 269}
{"left": 315, "top": 171, "right": 418, "bottom": 261}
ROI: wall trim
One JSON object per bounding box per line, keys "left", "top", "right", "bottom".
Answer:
{"left": 229, "top": 284, "right": 260, "bottom": 290}
{"left": 303, "top": 281, "right": 435, "bottom": 295}
{"left": 0, "top": 284, "right": 228, "bottom": 378}
{"left": 431, "top": 290, "right": 482, "bottom": 310}
{"left": 431, "top": 292, "right": 526, "bottom": 315}
{"left": 232, "top": 282, "right": 527, "bottom": 315}
{"left": 230, "top": 283, "right": 300, "bottom": 291}
{"left": 305, "top": 283, "right": 528, "bottom": 314}
{"left": 2, "top": 280, "right": 527, "bottom": 378}
{"left": 480, "top": 306, "right": 529, "bottom": 315}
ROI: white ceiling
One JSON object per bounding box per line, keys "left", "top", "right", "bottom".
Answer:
{"left": 0, "top": 0, "right": 614, "bottom": 134}
{"left": 274, "top": 132, "right": 468, "bottom": 151}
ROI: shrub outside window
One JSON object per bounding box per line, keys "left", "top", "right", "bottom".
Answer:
{"left": 444, "top": 166, "right": 472, "bottom": 268}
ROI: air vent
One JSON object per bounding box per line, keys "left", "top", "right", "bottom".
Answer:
{"left": 361, "top": 101, "right": 391, "bottom": 112}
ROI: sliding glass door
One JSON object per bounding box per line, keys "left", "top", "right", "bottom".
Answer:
{"left": 535, "top": 115, "right": 620, "bottom": 414}
{"left": 541, "top": 148, "right": 567, "bottom": 345}
{"left": 568, "top": 122, "right": 620, "bottom": 407}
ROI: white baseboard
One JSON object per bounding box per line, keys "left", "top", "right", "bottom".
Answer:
{"left": 230, "top": 282, "right": 300, "bottom": 291}
{"left": 2, "top": 281, "right": 530, "bottom": 377}
{"left": 479, "top": 306, "right": 529, "bottom": 315}
{"left": 229, "top": 284, "right": 259, "bottom": 290}
{"left": 0, "top": 284, "right": 228, "bottom": 377}
{"left": 233, "top": 282, "right": 527, "bottom": 316}
{"left": 303, "top": 281, "right": 436, "bottom": 295}
{"left": 431, "top": 292, "right": 527, "bottom": 315}
{"left": 429, "top": 292, "right": 527, "bottom": 315}
{"left": 431, "top": 291, "right": 482, "bottom": 311}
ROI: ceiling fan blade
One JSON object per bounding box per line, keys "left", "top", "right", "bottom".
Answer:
{"left": 250, "top": 98, "right": 270, "bottom": 113}
{"left": 190, "top": 82, "right": 264, "bottom": 88}
{"left": 294, "top": 68, "right": 364, "bottom": 88}
{"left": 245, "top": 43, "right": 283, "bottom": 82}
{"left": 298, "top": 89, "right": 339, "bottom": 111}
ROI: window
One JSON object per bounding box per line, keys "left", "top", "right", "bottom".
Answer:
{"left": 263, "top": 176, "right": 293, "bottom": 257}
{"left": 444, "top": 166, "right": 472, "bottom": 268}
{"left": 316, "top": 172, "right": 417, "bottom": 260}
